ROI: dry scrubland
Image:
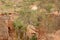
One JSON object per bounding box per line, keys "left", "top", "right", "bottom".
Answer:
{"left": 0, "top": 0, "right": 60, "bottom": 40}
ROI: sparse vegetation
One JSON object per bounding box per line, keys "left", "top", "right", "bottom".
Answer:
{"left": 0, "top": 0, "right": 60, "bottom": 40}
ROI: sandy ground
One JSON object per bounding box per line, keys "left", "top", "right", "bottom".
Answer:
{"left": 46, "top": 30, "right": 60, "bottom": 40}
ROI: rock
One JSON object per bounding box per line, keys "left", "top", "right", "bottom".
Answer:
{"left": 54, "top": 30, "right": 60, "bottom": 40}
{"left": 30, "top": 5, "right": 38, "bottom": 10}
